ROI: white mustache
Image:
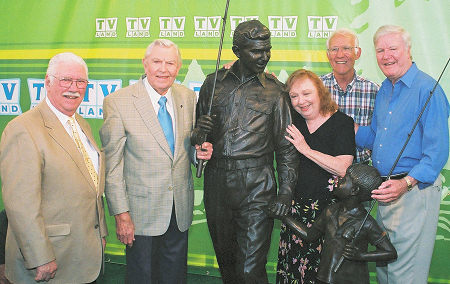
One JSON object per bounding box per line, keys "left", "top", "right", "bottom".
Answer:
{"left": 63, "top": 91, "right": 81, "bottom": 98}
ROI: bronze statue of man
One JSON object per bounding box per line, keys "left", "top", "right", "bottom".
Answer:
{"left": 192, "top": 20, "right": 298, "bottom": 283}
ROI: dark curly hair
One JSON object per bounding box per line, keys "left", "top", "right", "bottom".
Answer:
{"left": 233, "top": 20, "right": 270, "bottom": 48}
{"left": 346, "top": 164, "right": 382, "bottom": 202}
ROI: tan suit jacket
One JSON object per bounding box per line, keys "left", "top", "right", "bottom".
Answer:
{"left": 0, "top": 101, "right": 107, "bottom": 283}
{"left": 100, "top": 78, "right": 196, "bottom": 235}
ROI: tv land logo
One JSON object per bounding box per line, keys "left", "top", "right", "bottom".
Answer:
{"left": 268, "top": 16, "right": 297, "bottom": 38}
{"left": 159, "top": 17, "right": 185, "bottom": 37}
{"left": 27, "top": 79, "right": 122, "bottom": 119}
{"left": 95, "top": 18, "right": 118, "bottom": 38}
{"left": 3, "top": 78, "right": 201, "bottom": 118}
{"left": 0, "top": 79, "right": 22, "bottom": 115}
{"left": 229, "top": 16, "right": 259, "bottom": 37}
{"left": 307, "top": 16, "right": 338, "bottom": 38}
{"left": 126, "top": 17, "right": 151, "bottom": 38}
{"left": 194, "top": 16, "right": 221, "bottom": 38}
{"left": 94, "top": 15, "right": 305, "bottom": 39}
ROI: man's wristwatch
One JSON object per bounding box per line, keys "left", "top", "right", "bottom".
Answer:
{"left": 403, "top": 176, "right": 413, "bottom": 191}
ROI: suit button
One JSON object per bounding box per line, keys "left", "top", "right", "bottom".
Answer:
{"left": 168, "top": 186, "right": 173, "bottom": 191}
{"left": 94, "top": 224, "right": 99, "bottom": 229}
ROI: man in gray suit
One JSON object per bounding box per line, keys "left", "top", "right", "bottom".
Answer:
{"left": 100, "top": 39, "right": 213, "bottom": 283}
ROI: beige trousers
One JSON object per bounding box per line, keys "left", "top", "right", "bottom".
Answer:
{"left": 376, "top": 178, "right": 441, "bottom": 284}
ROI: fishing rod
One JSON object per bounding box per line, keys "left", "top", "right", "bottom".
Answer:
{"left": 334, "top": 57, "right": 450, "bottom": 273}
{"left": 196, "top": 0, "right": 231, "bottom": 178}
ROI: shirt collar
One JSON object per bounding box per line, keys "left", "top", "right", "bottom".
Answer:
{"left": 219, "top": 60, "right": 267, "bottom": 88}
{"left": 257, "top": 72, "right": 268, "bottom": 88}
{"left": 395, "top": 62, "right": 418, "bottom": 88}
{"left": 143, "top": 77, "right": 174, "bottom": 107}
{"left": 45, "top": 96, "right": 75, "bottom": 125}
{"left": 331, "top": 71, "right": 359, "bottom": 91}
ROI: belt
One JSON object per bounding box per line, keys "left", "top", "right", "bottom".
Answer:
{"left": 209, "top": 155, "right": 273, "bottom": 170}
{"left": 381, "top": 172, "right": 408, "bottom": 182}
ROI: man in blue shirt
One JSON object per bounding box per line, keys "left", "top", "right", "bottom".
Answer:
{"left": 356, "top": 25, "right": 449, "bottom": 284}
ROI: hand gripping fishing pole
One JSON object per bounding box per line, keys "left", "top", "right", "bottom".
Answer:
{"left": 333, "top": 57, "right": 450, "bottom": 273}
{"left": 196, "top": 0, "right": 231, "bottom": 178}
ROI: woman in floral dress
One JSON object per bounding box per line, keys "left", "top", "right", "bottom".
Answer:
{"left": 277, "top": 69, "right": 355, "bottom": 283}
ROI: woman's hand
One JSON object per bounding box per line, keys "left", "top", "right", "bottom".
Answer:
{"left": 285, "top": 124, "right": 310, "bottom": 155}
{"left": 285, "top": 124, "right": 353, "bottom": 177}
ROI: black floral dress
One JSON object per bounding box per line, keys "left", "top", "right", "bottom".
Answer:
{"left": 276, "top": 111, "right": 355, "bottom": 284}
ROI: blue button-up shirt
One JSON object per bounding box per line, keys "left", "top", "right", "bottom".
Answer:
{"left": 356, "top": 63, "right": 449, "bottom": 188}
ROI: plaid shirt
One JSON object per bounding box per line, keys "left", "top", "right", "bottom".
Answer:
{"left": 320, "top": 72, "right": 379, "bottom": 163}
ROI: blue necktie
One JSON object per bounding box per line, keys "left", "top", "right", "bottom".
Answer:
{"left": 157, "top": 96, "right": 174, "bottom": 154}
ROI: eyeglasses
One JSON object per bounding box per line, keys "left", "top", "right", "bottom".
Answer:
{"left": 49, "top": 75, "right": 89, "bottom": 89}
{"left": 327, "top": 46, "right": 358, "bottom": 55}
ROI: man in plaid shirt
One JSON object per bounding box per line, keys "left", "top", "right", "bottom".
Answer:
{"left": 320, "top": 28, "right": 379, "bottom": 164}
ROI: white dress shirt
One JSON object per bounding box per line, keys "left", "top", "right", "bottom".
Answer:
{"left": 144, "top": 77, "right": 177, "bottom": 137}
{"left": 45, "top": 97, "right": 99, "bottom": 173}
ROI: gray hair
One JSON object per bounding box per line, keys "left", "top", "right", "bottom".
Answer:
{"left": 326, "top": 28, "right": 359, "bottom": 49}
{"left": 327, "top": 28, "right": 359, "bottom": 49}
{"left": 46, "top": 52, "right": 88, "bottom": 79}
{"left": 144, "top": 39, "right": 182, "bottom": 67}
{"left": 373, "top": 25, "right": 411, "bottom": 49}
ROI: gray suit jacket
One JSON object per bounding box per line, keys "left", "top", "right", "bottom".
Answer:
{"left": 100, "top": 78, "right": 197, "bottom": 235}
{"left": 0, "top": 101, "right": 107, "bottom": 283}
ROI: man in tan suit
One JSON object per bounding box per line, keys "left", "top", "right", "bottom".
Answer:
{"left": 100, "top": 39, "right": 212, "bottom": 283}
{"left": 0, "top": 52, "right": 107, "bottom": 283}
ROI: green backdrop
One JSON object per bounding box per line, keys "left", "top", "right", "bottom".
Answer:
{"left": 1, "top": 1, "right": 449, "bottom": 283}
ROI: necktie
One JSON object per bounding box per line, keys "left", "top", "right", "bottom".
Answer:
{"left": 68, "top": 117, "right": 98, "bottom": 193}
{"left": 158, "top": 96, "right": 175, "bottom": 154}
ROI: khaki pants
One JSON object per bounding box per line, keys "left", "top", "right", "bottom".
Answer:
{"left": 376, "top": 179, "right": 441, "bottom": 284}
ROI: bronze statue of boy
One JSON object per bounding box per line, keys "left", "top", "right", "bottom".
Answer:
{"left": 270, "top": 164, "right": 397, "bottom": 284}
